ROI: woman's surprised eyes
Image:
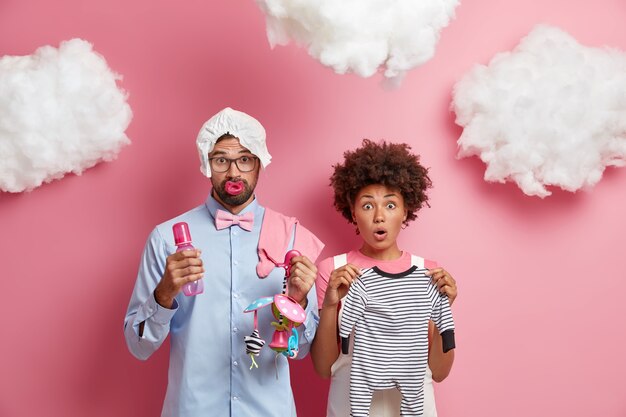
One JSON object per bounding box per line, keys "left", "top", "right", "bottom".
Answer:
{"left": 360, "top": 202, "right": 397, "bottom": 210}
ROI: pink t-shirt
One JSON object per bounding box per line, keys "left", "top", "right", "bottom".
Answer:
{"left": 315, "top": 250, "right": 412, "bottom": 308}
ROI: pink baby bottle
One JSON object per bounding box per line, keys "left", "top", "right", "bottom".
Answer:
{"left": 172, "top": 222, "right": 204, "bottom": 296}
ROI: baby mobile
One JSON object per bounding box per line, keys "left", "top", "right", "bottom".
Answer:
{"left": 243, "top": 250, "right": 307, "bottom": 370}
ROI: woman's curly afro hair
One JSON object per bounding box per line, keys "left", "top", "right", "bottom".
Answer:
{"left": 331, "top": 139, "right": 432, "bottom": 225}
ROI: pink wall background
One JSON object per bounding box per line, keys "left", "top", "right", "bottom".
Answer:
{"left": 1, "top": 0, "right": 625, "bottom": 416}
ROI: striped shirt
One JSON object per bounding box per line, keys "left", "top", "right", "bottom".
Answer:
{"left": 339, "top": 265, "right": 455, "bottom": 417}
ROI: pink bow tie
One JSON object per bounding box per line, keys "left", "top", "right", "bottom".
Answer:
{"left": 215, "top": 209, "right": 254, "bottom": 232}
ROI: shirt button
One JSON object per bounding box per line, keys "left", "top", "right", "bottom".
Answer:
{"left": 233, "top": 361, "right": 238, "bottom": 366}
{"left": 233, "top": 396, "right": 239, "bottom": 401}
{"left": 233, "top": 293, "right": 239, "bottom": 299}
{"left": 234, "top": 261, "right": 239, "bottom": 266}
{"left": 233, "top": 327, "right": 238, "bottom": 333}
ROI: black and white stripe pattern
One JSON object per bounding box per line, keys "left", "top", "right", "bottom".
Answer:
{"left": 339, "top": 265, "right": 455, "bottom": 417}
{"left": 244, "top": 329, "right": 265, "bottom": 356}
{"left": 278, "top": 277, "right": 288, "bottom": 325}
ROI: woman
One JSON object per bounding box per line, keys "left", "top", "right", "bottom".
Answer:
{"left": 311, "top": 139, "right": 458, "bottom": 417}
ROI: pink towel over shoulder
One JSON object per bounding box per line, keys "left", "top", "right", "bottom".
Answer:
{"left": 256, "top": 208, "right": 325, "bottom": 278}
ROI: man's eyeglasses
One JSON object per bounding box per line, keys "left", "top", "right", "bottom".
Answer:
{"left": 208, "top": 155, "right": 259, "bottom": 173}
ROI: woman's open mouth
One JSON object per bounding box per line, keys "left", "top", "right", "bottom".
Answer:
{"left": 373, "top": 229, "right": 387, "bottom": 241}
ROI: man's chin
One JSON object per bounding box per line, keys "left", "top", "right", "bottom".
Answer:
{"left": 216, "top": 189, "right": 253, "bottom": 207}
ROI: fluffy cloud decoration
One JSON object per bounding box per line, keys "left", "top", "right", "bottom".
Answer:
{"left": 256, "top": 0, "right": 459, "bottom": 81}
{"left": 452, "top": 25, "right": 626, "bottom": 198}
{"left": 0, "top": 39, "right": 132, "bottom": 193}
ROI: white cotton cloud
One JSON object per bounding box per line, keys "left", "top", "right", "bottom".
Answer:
{"left": 0, "top": 38, "right": 132, "bottom": 193}
{"left": 452, "top": 25, "right": 626, "bottom": 198}
{"left": 256, "top": 0, "right": 459, "bottom": 82}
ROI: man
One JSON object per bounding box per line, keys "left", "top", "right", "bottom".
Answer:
{"left": 124, "top": 107, "right": 324, "bottom": 417}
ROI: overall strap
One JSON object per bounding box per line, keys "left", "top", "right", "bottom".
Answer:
{"left": 333, "top": 253, "right": 348, "bottom": 269}
{"left": 411, "top": 254, "right": 438, "bottom": 269}
{"left": 411, "top": 255, "right": 425, "bottom": 268}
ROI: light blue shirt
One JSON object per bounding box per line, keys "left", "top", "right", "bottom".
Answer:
{"left": 124, "top": 193, "right": 320, "bottom": 417}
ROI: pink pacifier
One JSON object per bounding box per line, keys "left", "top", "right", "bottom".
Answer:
{"left": 225, "top": 180, "right": 244, "bottom": 196}
{"left": 265, "top": 249, "right": 301, "bottom": 278}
